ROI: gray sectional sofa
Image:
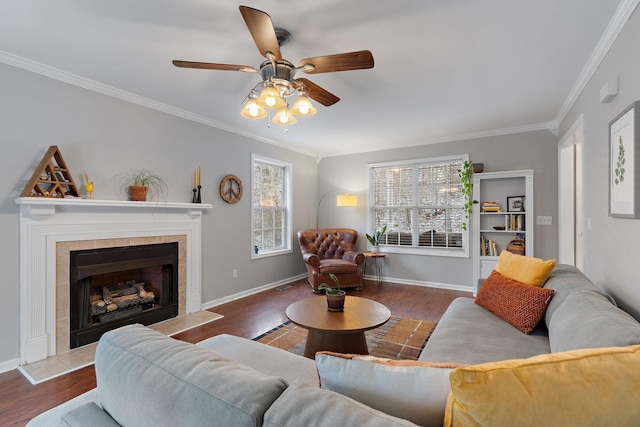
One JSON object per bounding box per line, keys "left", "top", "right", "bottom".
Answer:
{"left": 422, "top": 264, "right": 640, "bottom": 365}
{"left": 27, "top": 264, "right": 640, "bottom": 426}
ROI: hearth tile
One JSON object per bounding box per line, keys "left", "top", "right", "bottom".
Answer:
{"left": 57, "top": 343, "right": 97, "bottom": 368}
{"left": 56, "top": 318, "right": 70, "bottom": 354}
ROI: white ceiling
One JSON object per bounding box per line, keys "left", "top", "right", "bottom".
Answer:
{"left": 0, "top": 1, "right": 633, "bottom": 158}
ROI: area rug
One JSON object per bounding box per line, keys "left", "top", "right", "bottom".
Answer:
{"left": 254, "top": 316, "right": 436, "bottom": 360}
{"left": 19, "top": 310, "right": 224, "bottom": 384}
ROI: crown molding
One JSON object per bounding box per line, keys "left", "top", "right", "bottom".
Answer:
{"left": 0, "top": 50, "right": 317, "bottom": 159}
{"left": 554, "top": 0, "right": 640, "bottom": 127}
{"left": 320, "top": 121, "right": 555, "bottom": 159}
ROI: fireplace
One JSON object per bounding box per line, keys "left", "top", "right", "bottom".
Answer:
{"left": 70, "top": 242, "right": 179, "bottom": 348}
{"left": 16, "top": 197, "right": 211, "bottom": 364}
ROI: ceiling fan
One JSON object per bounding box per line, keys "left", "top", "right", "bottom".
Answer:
{"left": 172, "top": 5, "right": 374, "bottom": 125}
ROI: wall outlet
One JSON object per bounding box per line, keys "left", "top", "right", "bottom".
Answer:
{"left": 232, "top": 269, "right": 238, "bottom": 278}
{"left": 536, "top": 215, "right": 552, "bottom": 226}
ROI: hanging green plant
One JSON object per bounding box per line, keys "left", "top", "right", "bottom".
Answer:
{"left": 458, "top": 160, "right": 478, "bottom": 231}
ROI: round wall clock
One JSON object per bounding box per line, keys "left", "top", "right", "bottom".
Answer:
{"left": 219, "top": 174, "right": 243, "bottom": 204}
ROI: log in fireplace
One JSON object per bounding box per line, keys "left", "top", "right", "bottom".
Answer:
{"left": 70, "top": 242, "right": 179, "bottom": 348}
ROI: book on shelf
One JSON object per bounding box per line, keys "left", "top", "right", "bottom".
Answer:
{"left": 481, "top": 201, "right": 501, "bottom": 212}
{"left": 480, "top": 235, "right": 499, "bottom": 256}
{"left": 505, "top": 214, "right": 526, "bottom": 231}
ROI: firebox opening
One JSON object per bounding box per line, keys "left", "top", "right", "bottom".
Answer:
{"left": 70, "top": 242, "right": 178, "bottom": 348}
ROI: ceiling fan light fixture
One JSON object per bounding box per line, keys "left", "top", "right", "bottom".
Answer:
{"left": 240, "top": 98, "right": 267, "bottom": 119}
{"left": 272, "top": 107, "right": 297, "bottom": 125}
{"left": 290, "top": 95, "right": 317, "bottom": 116}
{"left": 257, "top": 86, "right": 285, "bottom": 109}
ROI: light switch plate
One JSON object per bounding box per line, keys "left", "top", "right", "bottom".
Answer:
{"left": 536, "top": 216, "right": 552, "bottom": 225}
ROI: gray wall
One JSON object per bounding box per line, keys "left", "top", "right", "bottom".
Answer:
{"left": 0, "top": 62, "right": 315, "bottom": 366}
{"left": 559, "top": 7, "right": 640, "bottom": 320}
{"left": 318, "top": 130, "right": 559, "bottom": 289}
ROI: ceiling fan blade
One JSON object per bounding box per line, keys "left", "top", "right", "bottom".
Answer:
{"left": 239, "top": 6, "right": 282, "bottom": 61}
{"left": 297, "top": 50, "right": 374, "bottom": 74}
{"left": 172, "top": 60, "right": 257, "bottom": 73}
{"left": 295, "top": 78, "right": 340, "bottom": 106}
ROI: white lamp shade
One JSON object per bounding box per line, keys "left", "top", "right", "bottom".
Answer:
{"left": 336, "top": 193, "right": 357, "bottom": 207}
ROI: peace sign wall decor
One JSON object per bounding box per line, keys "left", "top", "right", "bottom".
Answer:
{"left": 219, "top": 174, "right": 243, "bottom": 204}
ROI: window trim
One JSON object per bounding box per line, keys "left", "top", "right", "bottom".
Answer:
{"left": 251, "top": 154, "right": 293, "bottom": 259}
{"left": 368, "top": 154, "right": 470, "bottom": 258}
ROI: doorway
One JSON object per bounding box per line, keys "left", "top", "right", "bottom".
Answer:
{"left": 558, "top": 115, "right": 584, "bottom": 270}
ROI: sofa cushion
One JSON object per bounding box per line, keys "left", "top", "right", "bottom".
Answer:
{"left": 61, "top": 402, "right": 120, "bottom": 427}
{"left": 316, "top": 352, "right": 463, "bottom": 427}
{"left": 263, "top": 383, "right": 418, "bottom": 427}
{"left": 495, "top": 250, "right": 556, "bottom": 287}
{"left": 196, "top": 333, "right": 319, "bottom": 386}
{"left": 95, "top": 324, "right": 289, "bottom": 427}
{"left": 542, "top": 264, "right": 615, "bottom": 327}
{"left": 444, "top": 345, "right": 640, "bottom": 427}
{"left": 475, "top": 270, "right": 554, "bottom": 334}
{"left": 419, "top": 298, "right": 550, "bottom": 365}
{"left": 548, "top": 289, "right": 640, "bottom": 352}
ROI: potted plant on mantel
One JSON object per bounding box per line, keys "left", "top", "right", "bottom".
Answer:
{"left": 317, "top": 273, "right": 346, "bottom": 312}
{"left": 366, "top": 224, "right": 387, "bottom": 254}
{"left": 119, "top": 169, "right": 167, "bottom": 202}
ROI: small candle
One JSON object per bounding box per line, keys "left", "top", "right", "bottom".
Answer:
{"left": 193, "top": 169, "right": 196, "bottom": 189}
{"left": 198, "top": 166, "right": 201, "bottom": 186}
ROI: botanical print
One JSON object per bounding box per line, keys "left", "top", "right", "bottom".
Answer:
{"left": 610, "top": 106, "right": 635, "bottom": 216}
{"left": 614, "top": 136, "right": 625, "bottom": 185}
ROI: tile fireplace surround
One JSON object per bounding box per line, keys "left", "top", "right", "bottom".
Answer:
{"left": 16, "top": 197, "right": 212, "bottom": 365}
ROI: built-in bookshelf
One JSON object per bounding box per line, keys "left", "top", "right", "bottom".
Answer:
{"left": 472, "top": 170, "right": 534, "bottom": 293}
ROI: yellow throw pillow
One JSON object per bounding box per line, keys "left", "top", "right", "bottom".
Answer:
{"left": 495, "top": 250, "right": 556, "bottom": 287}
{"left": 444, "top": 345, "right": 640, "bottom": 427}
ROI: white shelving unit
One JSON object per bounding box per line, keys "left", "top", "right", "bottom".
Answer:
{"left": 472, "top": 170, "right": 534, "bottom": 294}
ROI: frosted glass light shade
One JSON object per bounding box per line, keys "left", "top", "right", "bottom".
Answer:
{"left": 272, "top": 107, "right": 297, "bottom": 125}
{"left": 290, "top": 95, "right": 317, "bottom": 116}
{"left": 257, "top": 86, "right": 285, "bottom": 109}
{"left": 240, "top": 99, "right": 267, "bottom": 119}
{"left": 336, "top": 193, "right": 357, "bottom": 207}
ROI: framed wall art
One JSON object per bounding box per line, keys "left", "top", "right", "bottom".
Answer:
{"left": 507, "top": 195, "right": 525, "bottom": 212}
{"left": 610, "top": 101, "right": 640, "bottom": 218}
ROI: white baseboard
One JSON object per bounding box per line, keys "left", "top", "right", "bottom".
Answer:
{"left": 364, "top": 274, "right": 473, "bottom": 293}
{"left": 0, "top": 357, "right": 20, "bottom": 375}
{"left": 201, "top": 274, "right": 307, "bottom": 309}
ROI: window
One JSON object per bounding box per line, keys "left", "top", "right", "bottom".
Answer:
{"left": 369, "top": 155, "right": 469, "bottom": 257}
{"left": 251, "top": 154, "right": 292, "bottom": 258}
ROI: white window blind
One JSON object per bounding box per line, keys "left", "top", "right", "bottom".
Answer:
{"left": 369, "top": 156, "right": 468, "bottom": 256}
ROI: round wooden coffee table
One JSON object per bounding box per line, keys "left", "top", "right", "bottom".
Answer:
{"left": 286, "top": 296, "right": 391, "bottom": 359}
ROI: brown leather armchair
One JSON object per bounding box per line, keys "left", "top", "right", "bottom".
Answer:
{"left": 297, "top": 228, "right": 365, "bottom": 292}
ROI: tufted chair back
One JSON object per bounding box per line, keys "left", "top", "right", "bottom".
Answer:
{"left": 297, "top": 228, "right": 364, "bottom": 292}
{"left": 299, "top": 229, "right": 357, "bottom": 260}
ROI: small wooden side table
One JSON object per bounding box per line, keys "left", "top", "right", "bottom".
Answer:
{"left": 286, "top": 296, "right": 391, "bottom": 359}
{"left": 363, "top": 252, "right": 386, "bottom": 286}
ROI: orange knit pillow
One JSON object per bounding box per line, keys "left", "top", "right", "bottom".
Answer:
{"left": 476, "top": 270, "right": 554, "bottom": 334}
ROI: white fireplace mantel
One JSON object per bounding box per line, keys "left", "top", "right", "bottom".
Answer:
{"left": 16, "top": 197, "right": 212, "bottom": 364}
{"left": 15, "top": 197, "right": 212, "bottom": 220}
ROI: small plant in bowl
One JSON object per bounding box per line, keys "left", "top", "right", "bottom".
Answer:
{"left": 366, "top": 224, "right": 387, "bottom": 253}
{"left": 118, "top": 169, "right": 167, "bottom": 202}
{"left": 317, "top": 273, "right": 346, "bottom": 312}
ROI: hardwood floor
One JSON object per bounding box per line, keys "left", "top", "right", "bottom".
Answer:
{"left": 0, "top": 278, "right": 470, "bottom": 426}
